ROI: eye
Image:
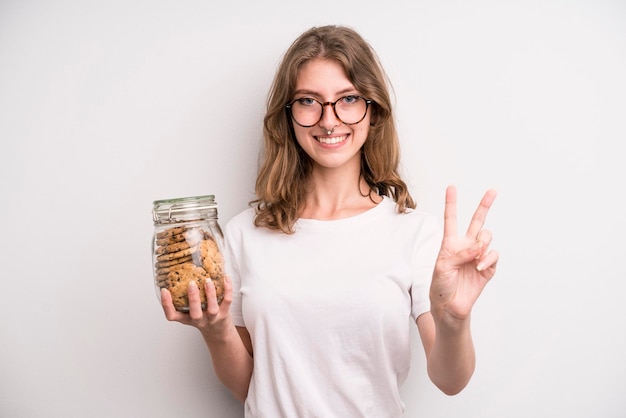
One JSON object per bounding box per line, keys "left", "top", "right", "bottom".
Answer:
{"left": 296, "top": 97, "right": 317, "bottom": 106}
{"left": 341, "top": 95, "right": 360, "bottom": 104}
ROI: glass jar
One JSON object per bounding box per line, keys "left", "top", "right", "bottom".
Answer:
{"left": 152, "top": 194, "right": 225, "bottom": 312}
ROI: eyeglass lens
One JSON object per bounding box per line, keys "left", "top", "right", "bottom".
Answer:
{"left": 289, "top": 96, "right": 369, "bottom": 127}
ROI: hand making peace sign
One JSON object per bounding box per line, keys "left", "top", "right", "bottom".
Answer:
{"left": 430, "top": 185, "right": 499, "bottom": 323}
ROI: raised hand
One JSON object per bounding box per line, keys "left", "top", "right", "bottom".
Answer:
{"left": 430, "top": 185, "right": 499, "bottom": 323}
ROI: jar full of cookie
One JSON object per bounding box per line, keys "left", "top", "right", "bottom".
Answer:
{"left": 152, "top": 195, "right": 225, "bottom": 312}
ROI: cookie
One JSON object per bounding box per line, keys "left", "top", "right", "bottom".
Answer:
{"left": 155, "top": 254, "right": 193, "bottom": 270}
{"left": 156, "top": 228, "right": 205, "bottom": 247}
{"left": 198, "top": 239, "right": 224, "bottom": 280}
{"left": 155, "top": 226, "right": 186, "bottom": 240}
{"left": 165, "top": 264, "right": 209, "bottom": 310}
{"left": 156, "top": 233, "right": 186, "bottom": 247}
{"left": 156, "top": 244, "right": 200, "bottom": 262}
{"left": 155, "top": 274, "right": 168, "bottom": 288}
{"left": 155, "top": 240, "right": 193, "bottom": 255}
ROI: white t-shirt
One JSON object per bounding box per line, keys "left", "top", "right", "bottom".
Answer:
{"left": 224, "top": 197, "right": 442, "bottom": 417}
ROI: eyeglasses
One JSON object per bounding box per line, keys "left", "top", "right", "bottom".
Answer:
{"left": 286, "top": 95, "right": 372, "bottom": 128}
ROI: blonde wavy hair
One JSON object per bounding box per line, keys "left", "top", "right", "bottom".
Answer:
{"left": 252, "top": 25, "right": 415, "bottom": 234}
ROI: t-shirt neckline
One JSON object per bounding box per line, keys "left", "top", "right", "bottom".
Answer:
{"left": 294, "top": 196, "right": 393, "bottom": 232}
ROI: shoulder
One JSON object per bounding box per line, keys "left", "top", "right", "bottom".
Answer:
{"left": 224, "top": 207, "right": 256, "bottom": 235}
{"left": 371, "top": 199, "right": 442, "bottom": 250}
{"left": 223, "top": 206, "right": 280, "bottom": 240}
{"left": 226, "top": 206, "right": 256, "bottom": 226}
{"left": 222, "top": 207, "right": 257, "bottom": 244}
{"left": 381, "top": 197, "right": 441, "bottom": 230}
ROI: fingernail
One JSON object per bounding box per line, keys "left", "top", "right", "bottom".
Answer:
{"left": 188, "top": 281, "right": 198, "bottom": 293}
{"left": 476, "top": 262, "right": 485, "bottom": 271}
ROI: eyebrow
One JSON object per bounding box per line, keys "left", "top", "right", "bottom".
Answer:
{"left": 292, "top": 87, "right": 359, "bottom": 98}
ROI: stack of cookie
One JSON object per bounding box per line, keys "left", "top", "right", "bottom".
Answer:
{"left": 154, "top": 225, "right": 225, "bottom": 311}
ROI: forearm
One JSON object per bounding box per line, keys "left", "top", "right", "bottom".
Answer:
{"left": 201, "top": 325, "right": 253, "bottom": 402}
{"left": 426, "top": 315, "right": 475, "bottom": 395}
{"left": 161, "top": 280, "right": 252, "bottom": 401}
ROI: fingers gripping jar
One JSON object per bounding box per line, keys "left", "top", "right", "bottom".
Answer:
{"left": 152, "top": 195, "right": 225, "bottom": 312}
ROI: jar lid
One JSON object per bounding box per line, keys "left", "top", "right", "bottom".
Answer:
{"left": 152, "top": 194, "right": 218, "bottom": 223}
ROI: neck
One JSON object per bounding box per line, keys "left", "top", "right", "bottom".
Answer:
{"left": 300, "top": 169, "right": 381, "bottom": 220}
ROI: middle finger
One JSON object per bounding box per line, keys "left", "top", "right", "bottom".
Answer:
{"left": 187, "top": 280, "right": 205, "bottom": 321}
{"left": 466, "top": 189, "right": 497, "bottom": 239}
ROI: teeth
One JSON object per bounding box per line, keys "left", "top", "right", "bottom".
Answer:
{"left": 317, "top": 135, "right": 347, "bottom": 144}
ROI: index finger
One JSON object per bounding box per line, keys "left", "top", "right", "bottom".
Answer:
{"left": 443, "top": 185, "right": 458, "bottom": 238}
{"left": 466, "top": 189, "right": 497, "bottom": 239}
{"left": 161, "top": 288, "right": 187, "bottom": 322}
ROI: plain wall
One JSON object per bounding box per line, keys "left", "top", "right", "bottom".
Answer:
{"left": 1, "top": 0, "right": 625, "bottom": 417}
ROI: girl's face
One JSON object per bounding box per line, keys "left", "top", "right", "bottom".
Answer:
{"left": 291, "top": 58, "right": 371, "bottom": 173}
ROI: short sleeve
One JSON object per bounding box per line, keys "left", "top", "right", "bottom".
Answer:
{"left": 410, "top": 213, "right": 442, "bottom": 321}
{"left": 223, "top": 216, "right": 246, "bottom": 327}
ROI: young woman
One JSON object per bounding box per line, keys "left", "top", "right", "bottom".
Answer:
{"left": 161, "top": 25, "right": 499, "bottom": 417}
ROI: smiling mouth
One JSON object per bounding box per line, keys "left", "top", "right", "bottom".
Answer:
{"left": 316, "top": 135, "right": 347, "bottom": 145}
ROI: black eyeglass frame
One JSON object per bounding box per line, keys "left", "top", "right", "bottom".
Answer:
{"left": 285, "top": 95, "right": 373, "bottom": 128}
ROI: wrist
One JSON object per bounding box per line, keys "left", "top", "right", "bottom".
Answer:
{"left": 430, "top": 305, "right": 472, "bottom": 334}
{"left": 200, "top": 319, "right": 238, "bottom": 345}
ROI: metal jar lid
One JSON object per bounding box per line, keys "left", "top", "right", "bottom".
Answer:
{"left": 152, "top": 194, "right": 218, "bottom": 224}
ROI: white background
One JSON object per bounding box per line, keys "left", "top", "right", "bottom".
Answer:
{"left": 1, "top": 0, "right": 625, "bottom": 417}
